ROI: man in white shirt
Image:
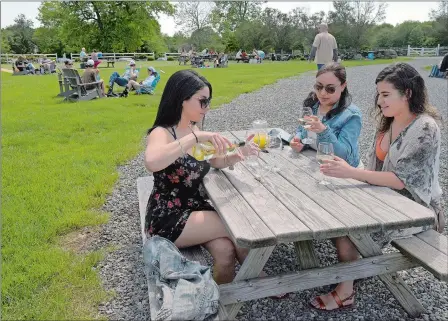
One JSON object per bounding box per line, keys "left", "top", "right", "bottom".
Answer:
{"left": 309, "top": 23, "right": 338, "bottom": 70}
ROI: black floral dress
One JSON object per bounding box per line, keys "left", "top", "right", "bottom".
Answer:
{"left": 145, "top": 127, "right": 215, "bottom": 242}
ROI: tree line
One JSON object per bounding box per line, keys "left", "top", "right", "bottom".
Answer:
{"left": 1, "top": 1, "right": 447, "bottom": 56}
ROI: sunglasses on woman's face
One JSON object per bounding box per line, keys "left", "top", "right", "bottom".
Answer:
{"left": 314, "top": 83, "right": 339, "bottom": 94}
{"left": 197, "top": 97, "right": 211, "bottom": 109}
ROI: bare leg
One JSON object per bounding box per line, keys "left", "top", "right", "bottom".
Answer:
{"left": 310, "top": 236, "right": 359, "bottom": 310}
{"left": 174, "top": 211, "right": 238, "bottom": 284}
{"left": 203, "top": 237, "right": 236, "bottom": 284}
{"left": 99, "top": 80, "right": 106, "bottom": 96}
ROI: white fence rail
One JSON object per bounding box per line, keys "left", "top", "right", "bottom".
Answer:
{"left": 407, "top": 44, "right": 441, "bottom": 57}
{"left": 1, "top": 53, "right": 58, "bottom": 63}
{"left": 70, "top": 52, "right": 155, "bottom": 61}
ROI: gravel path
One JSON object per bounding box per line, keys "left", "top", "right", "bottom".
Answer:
{"left": 93, "top": 58, "right": 447, "bottom": 321}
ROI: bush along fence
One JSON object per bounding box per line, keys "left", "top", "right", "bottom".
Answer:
{"left": 69, "top": 52, "right": 155, "bottom": 62}
{"left": 1, "top": 53, "right": 58, "bottom": 64}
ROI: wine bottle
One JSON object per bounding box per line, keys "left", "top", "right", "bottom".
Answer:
{"left": 191, "top": 142, "right": 239, "bottom": 161}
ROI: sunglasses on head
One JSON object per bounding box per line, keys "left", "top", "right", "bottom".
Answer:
{"left": 314, "top": 83, "right": 339, "bottom": 94}
{"left": 198, "top": 97, "right": 211, "bottom": 109}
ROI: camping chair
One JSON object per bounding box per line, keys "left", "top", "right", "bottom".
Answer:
{"left": 61, "top": 68, "right": 103, "bottom": 102}
{"left": 57, "top": 67, "right": 76, "bottom": 98}
{"left": 136, "top": 73, "right": 161, "bottom": 95}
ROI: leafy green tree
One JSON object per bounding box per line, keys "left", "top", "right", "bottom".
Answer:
{"left": 190, "top": 27, "right": 224, "bottom": 52}
{"left": 4, "top": 14, "right": 36, "bottom": 53}
{"left": 328, "top": 0, "right": 386, "bottom": 49}
{"left": 211, "top": 1, "right": 264, "bottom": 33}
{"left": 38, "top": 1, "right": 174, "bottom": 53}
{"left": 1, "top": 29, "right": 11, "bottom": 53}
{"left": 174, "top": 2, "right": 213, "bottom": 35}
{"left": 430, "top": 0, "right": 448, "bottom": 45}
{"left": 32, "top": 27, "right": 64, "bottom": 55}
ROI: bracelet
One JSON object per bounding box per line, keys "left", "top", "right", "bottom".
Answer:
{"left": 177, "top": 140, "right": 186, "bottom": 156}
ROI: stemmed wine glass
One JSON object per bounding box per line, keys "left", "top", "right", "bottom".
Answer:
{"left": 300, "top": 107, "right": 314, "bottom": 145}
{"left": 245, "top": 129, "right": 265, "bottom": 180}
{"left": 265, "top": 133, "right": 282, "bottom": 172}
{"left": 316, "top": 142, "right": 334, "bottom": 185}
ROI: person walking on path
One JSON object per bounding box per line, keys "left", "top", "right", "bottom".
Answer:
{"left": 309, "top": 23, "right": 338, "bottom": 70}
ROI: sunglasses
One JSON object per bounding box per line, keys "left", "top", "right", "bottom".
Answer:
{"left": 197, "top": 97, "right": 211, "bottom": 109}
{"left": 314, "top": 83, "right": 340, "bottom": 94}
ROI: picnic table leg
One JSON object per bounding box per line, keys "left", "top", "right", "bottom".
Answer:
{"left": 349, "top": 234, "right": 426, "bottom": 317}
{"left": 225, "top": 246, "right": 275, "bottom": 320}
{"left": 294, "top": 240, "right": 320, "bottom": 270}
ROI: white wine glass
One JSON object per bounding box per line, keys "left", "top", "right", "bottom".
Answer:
{"left": 266, "top": 134, "right": 282, "bottom": 172}
{"left": 316, "top": 142, "right": 334, "bottom": 185}
{"left": 300, "top": 107, "right": 313, "bottom": 145}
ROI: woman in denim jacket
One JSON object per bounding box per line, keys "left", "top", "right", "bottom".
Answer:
{"left": 290, "top": 63, "right": 362, "bottom": 168}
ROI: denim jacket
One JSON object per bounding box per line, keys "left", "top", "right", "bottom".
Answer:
{"left": 295, "top": 102, "right": 362, "bottom": 167}
{"left": 143, "top": 236, "right": 219, "bottom": 321}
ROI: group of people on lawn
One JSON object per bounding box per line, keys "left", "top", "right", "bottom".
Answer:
{"left": 144, "top": 61, "right": 444, "bottom": 311}
{"left": 62, "top": 58, "right": 159, "bottom": 98}
{"left": 13, "top": 55, "right": 56, "bottom": 74}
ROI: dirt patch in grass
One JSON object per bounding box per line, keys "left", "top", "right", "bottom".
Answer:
{"left": 59, "top": 226, "right": 102, "bottom": 254}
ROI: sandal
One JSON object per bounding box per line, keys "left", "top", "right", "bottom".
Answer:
{"left": 310, "top": 290, "right": 355, "bottom": 311}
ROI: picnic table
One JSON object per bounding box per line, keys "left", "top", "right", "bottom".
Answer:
{"left": 202, "top": 129, "right": 445, "bottom": 319}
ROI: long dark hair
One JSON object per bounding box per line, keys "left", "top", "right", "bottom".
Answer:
{"left": 373, "top": 62, "right": 440, "bottom": 133}
{"left": 303, "top": 62, "right": 352, "bottom": 120}
{"left": 148, "top": 70, "right": 212, "bottom": 134}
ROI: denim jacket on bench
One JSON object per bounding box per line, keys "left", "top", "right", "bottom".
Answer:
{"left": 143, "top": 236, "right": 219, "bottom": 321}
{"left": 295, "top": 102, "right": 362, "bottom": 167}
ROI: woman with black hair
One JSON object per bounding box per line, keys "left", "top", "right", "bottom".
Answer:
{"left": 144, "top": 70, "right": 258, "bottom": 284}
{"left": 290, "top": 63, "right": 362, "bottom": 168}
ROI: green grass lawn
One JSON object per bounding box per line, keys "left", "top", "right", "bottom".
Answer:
{"left": 2, "top": 57, "right": 409, "bottom": 320}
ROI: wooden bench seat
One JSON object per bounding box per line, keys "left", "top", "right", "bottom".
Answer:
{"left": 392, "top": 229, "right": 448, "bottom": 282}
{"left": 137, "top": 176, "right": 228, "bottom": 320}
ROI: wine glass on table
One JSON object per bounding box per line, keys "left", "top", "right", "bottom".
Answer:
{"left": 316, "top": 142, "right": 334, "bottom": 185}
{"left": 265, "top": 133, "right": 283, "bottom": 172}
{"left": 299, "top": 107, "right": 313, "bottom": 145}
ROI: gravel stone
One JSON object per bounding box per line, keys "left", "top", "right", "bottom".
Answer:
{"left": 93, "top": 58, "right": 447, "bottom": 321}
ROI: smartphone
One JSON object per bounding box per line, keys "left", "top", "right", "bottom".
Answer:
{"left": 268, "top": 128, "right": 294, "bottom": 145}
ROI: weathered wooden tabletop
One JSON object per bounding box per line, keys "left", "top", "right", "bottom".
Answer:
{"left": 203, "top": 130, "right": 435, "bottom": 249}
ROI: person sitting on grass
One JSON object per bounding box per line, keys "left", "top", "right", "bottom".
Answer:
{"left": 14, "top": 56, "right": 36, "bottom": 74}
{"left": 122, "top": 66, "right": 160, "bottom": 96}
{"left": 82, "top": 59, "right": 106, "bottom": 97}
{"left": 39, "top": 55, "right": 56, "bottom": 74}
{"left": 429, "top": 53, "right": 448, "bottom": 78}
{"left": 106, "top": 60, "right": 139, "bottom": 97}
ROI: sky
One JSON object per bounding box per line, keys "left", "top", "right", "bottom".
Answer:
{"left": 1, "top": 1, "right": 439, "bottom": 33}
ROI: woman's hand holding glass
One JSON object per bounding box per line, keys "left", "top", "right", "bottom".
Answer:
{"left": 320, "top": 155, "right": 355, "bottom": 179}
{"left": 305, "top": 115, "right": 327, "bottom": 134}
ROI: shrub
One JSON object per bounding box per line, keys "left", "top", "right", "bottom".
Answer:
{"left": 148, "top": 56, "right": 155, "bottom": 61}
{"left": 167, "top": 56, "right": 174, "bottom": 61}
